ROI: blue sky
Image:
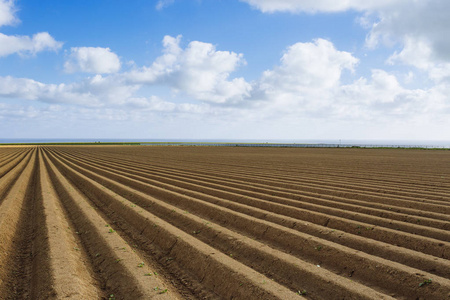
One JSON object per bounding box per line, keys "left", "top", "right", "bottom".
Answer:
{"left": 1, "top": 0, "right": 450, "bottom": 141}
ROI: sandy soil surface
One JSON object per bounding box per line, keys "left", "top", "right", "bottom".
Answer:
{"left": 0, "top": 146, "right": 449, "bottom": 299}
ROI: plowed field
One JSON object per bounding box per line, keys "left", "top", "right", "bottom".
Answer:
{"left": 0, "top": 146, "right": 449, "bottom": 299}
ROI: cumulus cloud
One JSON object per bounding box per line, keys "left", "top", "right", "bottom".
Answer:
{"left": 0, "top": 32, "right": 62, "bottom": 57}
{"left": 245, "top": 38, "right": 449, "bottom": 122}
{"left": 259, "top": 39, "right": 357, "bottom": 91}
{"left": 125, "top": 96, "right": 175, "bottom": 111}
{"left": 253, "top": 39, "right": 358, "bottom": 114}
{"left": 241, "top": 0, "right": 404, "bottom": 14}
{"left": 254, "top": 68, "right": 446, "bottom": 123}
{"left": 339, "top": 70, "right": 416, "bottom": 112}
{"left": 387, "top": 37, "right": 450, "bottom": 82}
{"left": 1, "top": 35, "right": 252, "bottom": 107}
{"left": 0, "top": 75, "right": 139, "bottom": 107}
{"left": 64, "top": 47, "right": 121, "bottom": 74}
{"left": 364, "top": 1, "right": 450, "bottom": 51}
{"left": 0, "top": 72, "right": 209, "bottom": 116}
{"left": 2, "top": 0, "right": 449, "bottom": 139}
{"left": 2, "top": 33, "right": 448, "bottom": 139}
{"left": 335, "top": 69, "right": 450, "bottom": 126}
{"left": 0, "top": 0, "right": 16, "bottom": 27}
{"left": 239, "top": 0, "right": 450, "bottom": 137}
{"left": 243, "top": 1, "right": 450, "bottom": 83}
{"left": 0, "top": 76, "right": 99, "bottom": 106}
{"left": 0, "top": 1, "right": 62, "bottom": 57}
{"left": 4, "top": 36, "right": 440, "bottom": 122}
{"left": 127, "top": 35, "right": 252, "bottom": 103}
{"left": 361, "top": 1, "right": 450, "bottom": 84}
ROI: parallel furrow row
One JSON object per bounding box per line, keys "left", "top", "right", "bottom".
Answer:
{"left": 44, "top": 149, "right": 304, "bottom": 300}
{"left": 72, "top": 147, "right": 450, "bottom": 190}
{"left": 60, "top": 148, "right": 450, "bottom": 206}
{"left": 42, "top": 149, "right": 180, "bottom": 299}
{"left": 46, "top": 147, "right": 450, "bottom": 299}
{"left": 1, "top": 145, "right": 449, "bottom": 300}
{"left": 0, "top": 148, "right": 31, "bottom": 178}
{"left": 0, "top": 149, "right": 37, "bottom": 297}
{"left": 56, "top": 148, "right": 450, "bottom": 229}
{"left": 54, "top": 150, "right": 449, "bottom": 223}
{"left": 0, "top": 149, "right": 33, "bottom": 203}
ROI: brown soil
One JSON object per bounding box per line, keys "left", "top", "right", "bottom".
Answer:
{"left": 0, "top": 146, "right": 449, "bottom": 299}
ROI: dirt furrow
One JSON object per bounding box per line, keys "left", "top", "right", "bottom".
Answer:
{"left": 49, "top": 148, "right": 450, "bottom": 260}
{"left": 37, "top": 149, "right": 101, "bottom": 299}
{"left": 137, "top": 168, "right": 450, "bottom": 227}
{"left": 44, "top": 149, "right": 305, "bottom": 300}
{"left": 0, "top": 149, "right": 37, "bottom": 297}
{"left": 0, "top": 149, "right": 29, "bottom": 175}
{"left": 62, "top": 148, "right": 448, "bottom": 211}
{"left": 0, "top": 147, "right": 26, "bottom": 159}
{"left": 58, "top": 148, "right": 450, "bottom": 215}
{"left": 67, "top": 147, "right": 450, "bottom": 192}
{"left": 42, "top": 150, "right": 180, "bottom": 300}
{"left": 2, "top": 145, "right": 449, "bottom": 299}
{"left": 45, "top": 149, "right": 410, "bottom": 299}
{"left": 46, "top": 148, "right": 450, "bottom": 299}
{"left": 180, "top": 156, "right": 450, "bottom": 196}
{"left": 55, "top": 149, "right": 450, "bottom": 230}
{"left": 51, "top": 148, "right": 450, "bottom": 277}
{"left": 207, "top": 168, "right": 450, "bottom": 207}
{"left": 0, "top": 150, "right": 33, "bottom": 202}
{"left": 125, "top": 159, "right": 450, "bottom": 209}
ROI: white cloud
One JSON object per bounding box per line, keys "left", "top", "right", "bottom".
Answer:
{"left": 242, "top": 1, "right": 450, "bottom": 80}
{"left": 2, "top": 0, "right": 449, "bottom": 140}
{"left": 243, "top": 0, "right": 450, "bottom": 91}
{"left": 1, "top": 34, "right": 252, "bottom": 108}
{"left": 246, "top": 38, "right": 449, "bottom": 123}
{"left": 387, "top": 37, "right": 450, "bottom": 82}
{"left": 64, "top": 47, "right": 121, "bottom": 74}
{"left": 387, "top": 38, "right": 433, "bottom": 70}
{"left": 0, "top": 0, "right": 16, "bottom": 27}
{"left": 4, "top": 37, "right": 441, "bottom": 123}
{"left": 260, "top": 39, "right": 357, "bottom": 90}
{"left": 340, "top": 70, "right": 409, "bottom": 107}
{"left": 0, "top": 1, "right": 62, "bottom": 57}
{"left": 125, "top": 96, "right": 175, "bottom": 111}
{"left": 156, "top": 0, "right": 175, "bottom": 10}
{"left": 362, "top": 1, "right": 450, "bottom": 83}
{"left": 127, "top": 35, "right": 182, "bottom": 83}
{"left": 254, "top": 39, "right": 358, "bottom": 114}
{"left": 2, "top": 34, "right": 448, "bottom": 140}
{"left": 127, "top": 35, "right": 252, "bottom": 103}
{"left": 254, "top": 67, "right": 447, "bottom": 124}
{"left": 364, "top": 1, "right": 450, "bottom": 53}
{"left": 241, "top": 0, "right": 404, "bottom": 14}
{"left": 0, "top": 75, "right": 139, "bottom": 107}
{"left": 0, "top": 32, "right": 62, "bottom": 57}
{"left": 0, "top": 76, "right": 99, "bottom": 106}
{"left": 336, "top": 69, "right": 447, "bottom": 120}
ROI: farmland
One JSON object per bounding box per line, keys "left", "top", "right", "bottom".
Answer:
{"left": 0, "top": 146, "right": 449, "bottom": 299}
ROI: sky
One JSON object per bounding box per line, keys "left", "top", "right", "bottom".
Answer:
{"left": 1, "top": 0, "right": 450, "bottom": 141}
